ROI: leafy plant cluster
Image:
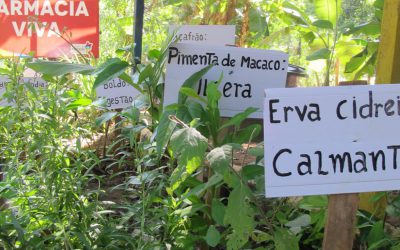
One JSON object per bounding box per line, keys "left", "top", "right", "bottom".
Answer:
{"left": 0, "top": 0, "right": 399, "bottom": 249}
{"left": 1, "top": 40, "right": 400, "bottom": 250}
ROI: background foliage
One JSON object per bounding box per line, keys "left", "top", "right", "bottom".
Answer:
{"left": 0, "top": 0, "right": 396, "bottom": 249}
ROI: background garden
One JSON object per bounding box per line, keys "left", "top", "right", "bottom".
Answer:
{"left": 0, "top": 0, "right": 396, "bottom": 249}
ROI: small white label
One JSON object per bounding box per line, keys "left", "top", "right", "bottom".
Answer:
{"left": 96, "top": 78, "right": 139, "bottom": 109}
{"left": 169, "top": 25, "right": 236, "bottom": 45}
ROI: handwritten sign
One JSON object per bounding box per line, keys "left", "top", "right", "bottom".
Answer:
{"left": 0, "top": 76, "right": 48, "bottom": 106}
{"left": 169, "top": 25, "right": 235, "bottom": 45}
{"left": 264, "top": 84, "right": 400, "bottom": 197}
{"left": 0, "top": 0, "right": 99, "bottom": 57}
{"left": 165, "top": 43, "right": 288, "bottom": 118}
{"left": 96, "top": 78, "right": 138, "bottom": 109}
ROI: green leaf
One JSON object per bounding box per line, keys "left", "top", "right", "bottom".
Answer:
{"left": 285, "top": 214, "right": 311, "bottom": 234}
{"left": 174, "top": 204, "right": 206, "bottom": 217}
{"left": 0, "top": 68, "right": 11, "bottom": 75}
{"left": 212, "top": 198, "right": 226, "bottom": 226}
{"left": 148, "top": 49, "right": 161, "bottom": 59}
{"left": 121, "top": 107, "right": 140, "bottom": 122}
{"left": 251, "top": 230, "right": 273, "bottom": 243}
{"left": 206, "top": 77, "right": 222, "bottom": 110}
{"left": 66, "top": 98, "right": 92, "bottom": 110}
{"left": 302, "top": 31, "right": 316, "bottom": 44}
{"left": 178, "top": 64, "right": 214, "bottom": 104}
{"left": 95, "top": 112, "right": 117, "bottom": 127}
{"left": 369, "top": 239, "right": 391, "bottom": 250}
{"left": 170, "top": 127, "right": 208, "bottom": 173}
{"left": 248, "top": 146, "right": 264, "bottom": 157}
{"left": 299, "top": 195, "right": 328, "bottom": 210}
{"left": 169, "top": 127, "right": 208, "bottom": 190}
{"left": 220, "top": 107, "right": 258, "bottom": 130}
{"left": 138, "top": 64, "right": 153, "bottom": 85}
{"left": 335, "top": 40, "right": 365, "bottom": 65}
{"left": 205, "top": 225, "right": 221, "bottom": 247}
{"left": 306, "top": 48, "right": 331, "bottom": 61}
{"left": 180, "top": 87, "right": 207, "bottom": 104}
{"left": 312, "top": 19, "right": 333, "bottom": 29}
{"left": 182, "top": 174, "right": 223, "bottom": 200}
{"left": 315, "top": 0, "right": 342, "bottom": 25}
{"left": 374, "top": 0, "right": 384, "bottom": 9}
{"left": 155, "top": 110, "right": 176, "bottom": 159}
{"left": 92, "top": 58, "right": 121, "bottom": 75}
{"left": 367, "top": 221, "right": 385, "bottom": 247}
{"left": 93, "top": 60, "right": 130, "bottom": 89}
{"left": 274, "top": 228, "right": 299, "bottom": 250}
{"left": 233, "top": 124, "right": 261, "bottom": 144}
{"left": 343, "top": 21, "right": 381, "bottom": 36}
{"left": 27, "top": 61, "right": 94, "bottom": 76}
{"left": 242, "top": 165, "right": 264, "bottom": 181}
{"left": 345, "top": 57, "right": 365, "bottom": 73}
{"left": 225, "top": 184, "right": 255, "bottom": 250}
{"left": 282, "top": 1, "right": 312, "bottom": 25}
{"left": 207, "top": 145, "right": 237, "bottom": 186}
{"left": 118, "top": 72, "right": 134, "bottom": 86}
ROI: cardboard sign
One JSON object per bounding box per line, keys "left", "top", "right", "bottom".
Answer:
{"left": 0, "top": 76, "right": 48, "bottom": 106}
{"left": 0, "top": 0, "right": 99, "bottom": 57}
{"left": 96, "top": 78, "right": 138, "bottom": 109}
{"left": 165, "top": 43, "right": 288, "bottom": 118}
{"left": 169, "top": 25, "right": 236, "bottom": 45}
{"left": 264, "top": 84, "right": 400, "bottom": 197}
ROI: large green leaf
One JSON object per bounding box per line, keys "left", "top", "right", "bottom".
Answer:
{"left": 232, "top": 124, "right": 261, "bottom": 144}
{"left": 343, "top": 21, "right": 381, "bottom": 36}
{"left": 312, "top": 19, "right": 333, "bottom": 29}
{"left": 170, "top": 127, "right": 208, "bottom": 173}
{"left": 220, "top": 107, "right": 258, "bottom": 130}
{"left": 169, "top": 127, "right": 208, "bottom": 190}
{"left": 335, "top": 40, "right": 365, "bottom": 65}
{"left": 205, "top": 225, "right": 221, "bottom": 247}
{"left": 155, "top": 110, "right": 176, "bottom": 159}
{"left": 93, "top": 60, "right": 130, "bottom": 89}
{"left": 0, "top": 68, "right": 11, "bottom": 75}
{"left": 274, "top": 228, "right": 299, "bottom": 250}
{"left": 178, "top": 64, "right": 214, "bottom": 104}
{"left": 367, "top": 221, "right": 386, "bottom": 248}
{"left": 95, "top": 112, "right": 117, "bottom": 127}
{"left": 225, "top": 184, "right": 255, "bottom": 250}
{"left": 306, "top": 48, "right": 331, "bottom": 61}
{"left": 207, "top": 146, "right": 232, "bottom": 172}
{"left": 315, "top": 0, "right": 342, "bottom": 25}
{"left": 91, "top": 58, "right": 121, "bottom": 75}
{"left": 27, "top": 61, "right": 94, "bottom": 76}
{"left": 66, "top": 98, "right": 92, "bottom": 110}
{"left": 212, "top": 198, "right": 226, "bottom": 226}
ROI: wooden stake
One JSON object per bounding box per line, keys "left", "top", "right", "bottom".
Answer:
{"left": 322, "top": 80, "right": 366, "bottom": 250}
{"left": 322, "top": 193, "right": 359, "bottom": 250}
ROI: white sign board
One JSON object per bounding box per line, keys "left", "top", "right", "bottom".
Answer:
{"left": 165, "top": 43, "right": 288, "bottom": 118}
{"left": 96, "top": 78, "right": 138, "bottom": 109}
{"left": 169, "top": 25, "right": 236, "bottom": 45}
{"left": 0, "top": 76, "right": 47, "bottom": 106}
{"left": 264, "top": 84, "right": 400, "bottom": 197}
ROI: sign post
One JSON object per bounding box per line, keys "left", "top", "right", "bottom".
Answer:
{"left": 264, "top": 83, "right": 400, "bottom": 249}
{"left": 322, "top": 80, "right": 365, "bottom": 250}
